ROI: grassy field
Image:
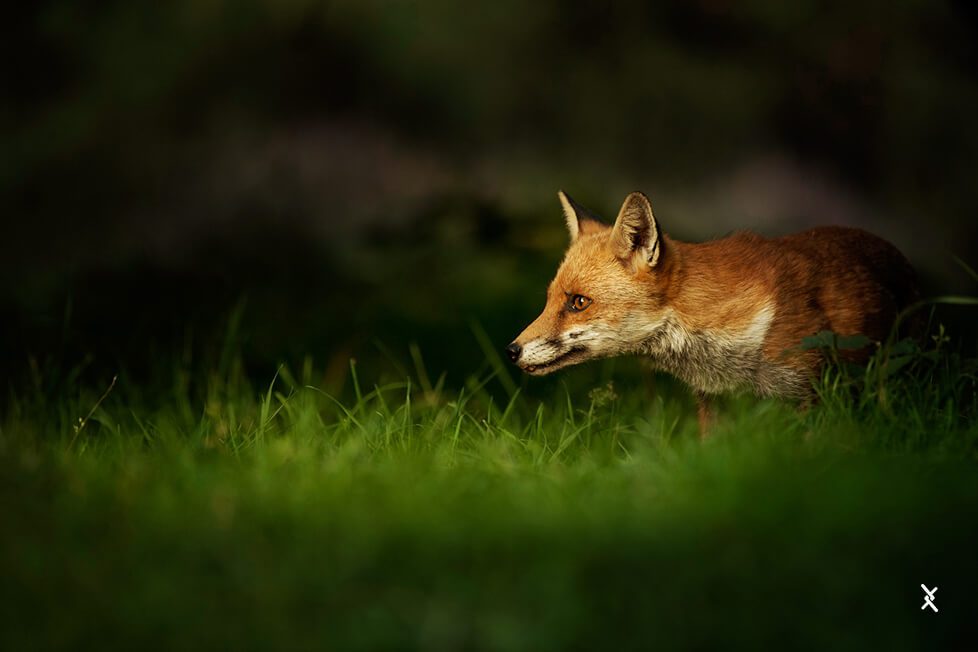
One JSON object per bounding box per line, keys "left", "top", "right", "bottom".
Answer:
{"left": 2, "top": 332, "right": 977, "bottom": 650}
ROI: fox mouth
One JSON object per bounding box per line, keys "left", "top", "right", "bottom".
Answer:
{"left": 522, "top": 346, "right": 588, "bottom": 375}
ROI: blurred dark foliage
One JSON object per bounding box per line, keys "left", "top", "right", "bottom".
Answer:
{"left": 3, "top": 0, "right": 978, "bottom": 393}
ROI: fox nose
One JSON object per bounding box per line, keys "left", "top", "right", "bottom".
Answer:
{"left": 505, "top": 342, "right": 522, "bottom": 363}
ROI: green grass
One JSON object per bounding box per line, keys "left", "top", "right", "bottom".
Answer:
{"left": 2, "top": 338, "right": 978, "bottom": 651}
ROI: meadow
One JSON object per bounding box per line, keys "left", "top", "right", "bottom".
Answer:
{"left": 2, "top": 322, "right": 977, "bottom": 651}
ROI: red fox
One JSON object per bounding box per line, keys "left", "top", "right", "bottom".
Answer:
{"left": 507, "top": 191, "right": 919, "bottom": 433}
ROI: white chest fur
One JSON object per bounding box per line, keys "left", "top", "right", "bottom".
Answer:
{"left": 637, "top": 304, "right": 804, "bottom": 397}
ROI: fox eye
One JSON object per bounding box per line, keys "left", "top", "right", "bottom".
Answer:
{"left": 568, "top": 294, "right": 592, "bottom": 312}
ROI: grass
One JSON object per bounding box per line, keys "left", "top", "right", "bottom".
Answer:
{"left": 2, "top": 333, "right": 978, "bottom": 651}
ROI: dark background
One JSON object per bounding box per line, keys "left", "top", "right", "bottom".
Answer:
{"left": 4, "top": 0, "right": 978, "bottom": 393}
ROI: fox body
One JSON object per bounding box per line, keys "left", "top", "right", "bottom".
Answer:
{"left": 507, "top": 191, "right": 918, "bottom": 424}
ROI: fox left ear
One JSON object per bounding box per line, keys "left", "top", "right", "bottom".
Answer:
{"left": 612, "top": 192, "right": 661, "bottom": 269}
{"left": 558, "top": 191, "right": 604, "bottom": 242}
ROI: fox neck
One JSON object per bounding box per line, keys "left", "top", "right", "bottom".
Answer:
{"left": 633, "top": 238, "right": 792, "bottom": 395}
{"left": 648, "top": 237, "right": 775, "bottom": 333}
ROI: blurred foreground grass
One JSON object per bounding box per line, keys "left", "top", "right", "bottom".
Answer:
{"left": 2, "top": 336, "right": 978, "bottom": 650}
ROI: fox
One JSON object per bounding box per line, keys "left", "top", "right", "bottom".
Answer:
{"left": 507, "top": 191, "right": 919, "bottom": 434}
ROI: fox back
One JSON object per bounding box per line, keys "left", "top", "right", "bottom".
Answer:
{"left": 507, "top": 191, "right": 919, "bottom": 402}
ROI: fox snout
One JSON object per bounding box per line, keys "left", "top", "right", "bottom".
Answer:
{"left": 506, "top": 330, "right": 589, "bottom": 375}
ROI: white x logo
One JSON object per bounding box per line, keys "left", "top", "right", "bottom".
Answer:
{"left": 920, "top": 584, "right": 938, "bottom": 613}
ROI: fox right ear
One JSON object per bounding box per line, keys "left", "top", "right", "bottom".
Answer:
{"left": 558, "top": 191, "right": 603, "bottom": 242}
{"left": 611, "top": 192, "right": 661, "bottom": 270}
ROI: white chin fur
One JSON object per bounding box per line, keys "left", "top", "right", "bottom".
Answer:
{"left": 520, "top": 349, "right": 587, "bottom": 375}
{"left": 518, "top": 337, "right": 591, "bottom": 375}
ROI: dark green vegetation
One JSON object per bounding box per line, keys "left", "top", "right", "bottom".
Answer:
{"left": 3, "top": 328, "right": 977, "bottom": 650}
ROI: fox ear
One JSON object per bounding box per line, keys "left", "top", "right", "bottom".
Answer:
{"left": 611, "top": 192, "right": 661, "bottom": 269}
{"left": 558, "top": 191, "right": 605, "bottom": 242}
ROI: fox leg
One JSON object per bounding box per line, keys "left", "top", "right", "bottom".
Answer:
{"left": 696, "top": 393, "right": 715, "bottom": 439}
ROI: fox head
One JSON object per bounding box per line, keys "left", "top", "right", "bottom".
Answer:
{"left": 507, "top": 191, "right": 673, "bottom": 375}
